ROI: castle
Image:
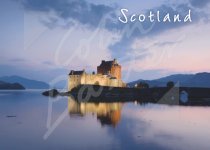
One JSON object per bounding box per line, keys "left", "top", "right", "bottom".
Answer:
{"left": 68, "top": 59, "right": 126, "bottom": 91}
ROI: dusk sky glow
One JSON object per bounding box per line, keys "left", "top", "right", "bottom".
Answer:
{"left": 1, "top": 0, "right": 210, "bottom": 83}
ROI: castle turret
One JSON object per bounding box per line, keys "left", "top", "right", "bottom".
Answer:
{"left": 97, "top": 59, "right": 121, "bottom": 79}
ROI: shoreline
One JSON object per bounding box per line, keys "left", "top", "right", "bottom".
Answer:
{"left": 42, "top": 85, "right": 210, "bottom": 106}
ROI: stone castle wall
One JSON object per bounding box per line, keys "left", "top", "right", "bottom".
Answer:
{"left": 68, "top": 74, "right": 82, "bottom": 91}
{"left": 68, "top": 73, "right": 126, "bottom": 91}
{"left": 97, "top": 59, "right": 122, "bottom": 80}
{"left": 110, "top": 65, "right": 121, "bottom": 80}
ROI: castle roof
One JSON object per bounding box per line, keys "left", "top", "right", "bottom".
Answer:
{"left": 69, "top": 70, "right": 85, "bottom": 75}
{"left": 98, "top": 59, "right": 119, "bottom": 67}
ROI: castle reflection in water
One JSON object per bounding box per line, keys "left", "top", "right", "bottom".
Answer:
{"left": 68, "top": 97, "right": 123, "bottom": 127}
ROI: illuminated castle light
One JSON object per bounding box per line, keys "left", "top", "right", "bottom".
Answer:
{"left": 68, "top": 59, "right": 126, "bottom": 91}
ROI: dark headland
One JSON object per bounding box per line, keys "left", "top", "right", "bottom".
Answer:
{"left": 43, "top": 85, "right": 210, "bottom": 106}
{"left": 0, "top": 81, "right": 25, "bottom": 90}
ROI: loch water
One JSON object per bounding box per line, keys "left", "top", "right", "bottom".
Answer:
{"left": 0, "top": 90, "right": 210, "bottom": 150}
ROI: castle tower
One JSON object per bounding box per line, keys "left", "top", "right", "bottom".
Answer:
{"left": 97, "top": 59, "right": 121, "bottom": 79}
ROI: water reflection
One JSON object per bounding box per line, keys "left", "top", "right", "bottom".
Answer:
{"left": 67, "top": 95, "right": 210, "bottom": 149}
{"left": 68, "top": 96, "right": 123, "bottom": 127}
{"left": 1, "top": 91, "right": 210, "bottom": 150}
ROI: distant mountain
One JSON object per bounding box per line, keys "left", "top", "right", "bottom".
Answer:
{"left": 128, "top": 72, "right": 210, "bottom": 88}
{"left": 0, "top": 81, "right": 25, "bottom": 90}
{"left": 0, "top": 76, "right": 49, "bottom": 89}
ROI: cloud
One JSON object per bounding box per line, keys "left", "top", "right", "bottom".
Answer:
{"left": 11, "top": 0, "right": 210, "bottom": 81}
{"left": 109, "top": 3, "right": 206, "bottom": 59}
{"left": 42, "top": 60, "right": 54, "bottom": 65}
{"left": 189, "top": 0, "right": 210, "bottom": 8}
{"left": 21, "top": 0, "right": 115, "bottom": 28}
{"left": 153, "top": 41, "right": 180, "bottom": 47}
{"left": 20, "top": 0, "right": 206, "bottom": 44}
{"left": 10, "top": 58, "right": 26, "bottom": 62}
{"left": 20, "top": 0, "right": 209, "bottom": 66}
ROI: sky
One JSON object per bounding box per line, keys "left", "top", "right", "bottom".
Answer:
{"left": 0, "top": 0, "right": 210, "bottom": 84}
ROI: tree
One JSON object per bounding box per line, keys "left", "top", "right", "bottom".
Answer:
{"left": 135, "top": 82, "right": 149, "bottom": 88}
{"left": 167, "top": 81, "right": 175, "bottom": 88}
